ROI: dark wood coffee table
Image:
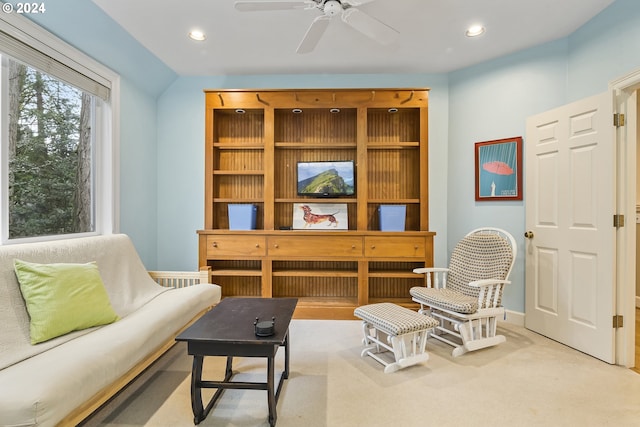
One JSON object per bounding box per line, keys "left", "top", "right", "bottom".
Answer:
{"left": 175, "top": 297, "right": 298, "bottom": 426}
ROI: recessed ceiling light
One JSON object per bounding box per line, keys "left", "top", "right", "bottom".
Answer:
{"left": 188, "top": 30, "right": 206, "bottom": 41}
{"left": 465, "top": 25, "right": 485, "bottom": 37}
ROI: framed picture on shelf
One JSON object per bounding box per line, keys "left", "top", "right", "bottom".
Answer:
{"left": 475, "top": 137, "right": 523, "bottom": 201}
{"left": 292, "top": 203, "right": 348, "bottom": 230}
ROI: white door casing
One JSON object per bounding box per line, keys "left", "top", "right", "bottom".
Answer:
{"left": 610, "top": 69, "right": 640, "bottom": 367}
{"left": 525, "top": 92, "right": 616, "bottom": 363}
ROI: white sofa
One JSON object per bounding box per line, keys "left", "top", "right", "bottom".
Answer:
{"left": 0, "top": 234, "right": 221, "bottom": 427}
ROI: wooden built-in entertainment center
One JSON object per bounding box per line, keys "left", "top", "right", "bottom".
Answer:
{"left": 198, "top": 88, "right": 433, "bottom": 319}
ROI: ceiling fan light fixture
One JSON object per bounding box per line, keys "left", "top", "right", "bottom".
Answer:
{"left": 465, "top": 25, "right": 485, "bottom": 37}
{"left": 188, "top": 30, "right": 206, "bottom": 41}
{"left": 323, "top": 1, "right": 342, "bottom": 16}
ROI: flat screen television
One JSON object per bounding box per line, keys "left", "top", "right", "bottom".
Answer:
{"left": 297, "top": 160, "right": 355, "bottom": 197}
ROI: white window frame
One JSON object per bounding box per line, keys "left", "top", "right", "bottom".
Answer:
{"left": 0, "top": 11, "right": 120, "bottom": 244}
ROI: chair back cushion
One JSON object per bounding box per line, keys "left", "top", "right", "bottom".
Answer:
{"left": 447, "top": 233, "right": 514, "bottom": 302}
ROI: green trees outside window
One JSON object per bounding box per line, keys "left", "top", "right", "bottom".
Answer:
{"left": 7, "top": 58, "right": 94, "bottom": 238}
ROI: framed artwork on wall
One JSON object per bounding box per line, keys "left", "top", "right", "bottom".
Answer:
{"left": 475, "top": 136, "right": 523, "bottom": 201}
{"left": 292, "top": 203, "right": 348, "bottom": 230}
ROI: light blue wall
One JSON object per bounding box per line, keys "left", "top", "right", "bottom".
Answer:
{"left": 21, "top": 0, "right": 176, "bottom": 96}
{"left": 448, "top": 40, "right": 569, "bottom": 312}
{"left": 118, "top": 80, "right": 163, "bottom": 266}
{"left": 19, "top": 0, "right": 640, "bottom": 314}
{"left": 567, "top": 0, "right": 640, "bottom": 101}
{"left": 446, "top": 0, "right": 640, "bottom": 312}
{"left": 156, "top": 74, "right": 450, "bottom": 269}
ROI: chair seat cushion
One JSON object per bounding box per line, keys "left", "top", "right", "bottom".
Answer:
{"left": 354, "top": 302, "right": 438, "bottom": 336}
{"left": 409, "top": 287, "right": 478, "bottom": 314}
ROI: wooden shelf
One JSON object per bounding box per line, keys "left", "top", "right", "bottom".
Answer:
{"left": 213, "top": 170, "right": 264, "bottom": 175}
{"left": 201, "top": 88, "right": 432, "bottom": 319}
{"left": 210, "top": 269, "right": 262, "bottom": 276}
{"left": 294, "top": 296, "right": 359, "bottom": 306}
{"left": 213, "top": 143, "right": 264, "bottom": 149}
{"left": 368, "top": 270, "right": 420, "bottom": 278}
{"left": 367, "top": 198, "right": 421, "bottom": 204}
{"left": 275, "top": 142, "right": 357, "bottom": 149}
{"left": 213, "top": 198, "right": 263, "bottom": 203}
{"left": 272, "top": 269, "right": 359, "bottom": 278}
{"left": 275, "top": 198, "right": 358, "bottom": 204}
{"left": 367, "top": 142, "right": 420, "bottom": 149}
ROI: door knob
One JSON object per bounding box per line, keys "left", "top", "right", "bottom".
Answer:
{"left": 524, "top": 231, "right": 534, "bottom": 239}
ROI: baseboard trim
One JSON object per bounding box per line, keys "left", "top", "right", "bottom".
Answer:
{"left": 503, "top": 309, "right": 524, "bottom": 327}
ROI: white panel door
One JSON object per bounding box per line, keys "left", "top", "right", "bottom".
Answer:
{"left": 525, "top": 92, "right": 616, "bottom": 363}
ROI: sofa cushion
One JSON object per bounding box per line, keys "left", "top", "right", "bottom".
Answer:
{"left": 0, "top": 281, "right": 220, "bottom": 427}
{"left": 14, "top": 260, "right": 120, "bottom": 344}
{"left": 0, "top": 234, "right": 167, "bottom": 371}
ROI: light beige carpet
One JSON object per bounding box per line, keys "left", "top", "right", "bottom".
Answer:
{"left": 81, "top": 320, "right": 640, "bottom": 427}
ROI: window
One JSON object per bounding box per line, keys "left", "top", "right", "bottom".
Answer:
{"left": 0, "top": 12, "right": 119, "bottom": 243}
{"left": 6, "top": 59, "right": 96, "bottom": 238}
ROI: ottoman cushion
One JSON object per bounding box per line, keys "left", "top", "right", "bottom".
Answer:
{"left": 354, "top": 303, "right": 438, "bottom": 336}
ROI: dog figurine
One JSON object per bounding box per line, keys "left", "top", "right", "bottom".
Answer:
{"left": 300, "top": 205, "right": 339, "bottom": 228}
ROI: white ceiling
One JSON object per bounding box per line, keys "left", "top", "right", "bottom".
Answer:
{"left": 92, "top": 0, "right": 614, "bottom": 76}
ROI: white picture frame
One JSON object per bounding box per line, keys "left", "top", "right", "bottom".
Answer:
{"left": 292, "top": 203, "right": 348, "bottom": 230}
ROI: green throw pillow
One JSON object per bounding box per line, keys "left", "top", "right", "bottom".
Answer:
{"left": 14, "top": 259, "right": 120, "bottom": 344}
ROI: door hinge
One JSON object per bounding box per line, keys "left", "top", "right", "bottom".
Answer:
{"left": 614, "top": 113, "right": 625, "bottom": 127}
{"left": 613, "top": 214, "right": 625, "bottom": 228}
{"left": 613, "top": 315, "right": 624, "bottom": 328}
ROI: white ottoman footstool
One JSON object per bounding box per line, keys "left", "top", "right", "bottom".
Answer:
{"left": 354, "top": 303, "right": 439, "bottom": 373}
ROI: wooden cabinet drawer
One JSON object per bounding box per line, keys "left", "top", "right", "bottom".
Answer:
{"left": 268, "top": 236, "right": 362, "bottom": 258}
{"left": 364, "top": 236, "right": 426, "bottom": 258}
{"left": 205, "top": 235, "right": 266, "bottom": 257}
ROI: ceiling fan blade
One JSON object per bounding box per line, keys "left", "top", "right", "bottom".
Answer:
{"left": 296, "top": 15, "right": 331, "bottom": 54}
{"left": 341, "top": 0, "right": 378, "bottom": 6}
{"left": 341, "top": 8, "right": 398, "bottom": 45}
{"left": 234, "top": 1, "right": 311, "bottom": 12}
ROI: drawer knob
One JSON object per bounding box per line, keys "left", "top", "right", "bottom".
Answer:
{"left": 255, "top": 243, "right": 260, "bottom": 248}
{"left": 352, "top": 245, "right": 356, "bottom": 249}
{"left": 371, "top": 245, "right": 376, "bottom": 249}
{"left": 212, "top": 242, "right": 218, "bottom": 248}
{"left": 274, "top": 244, "right": 279, "bottom": 249}
{"left": 415, "top": 245, "right": 418, "bottom": 250}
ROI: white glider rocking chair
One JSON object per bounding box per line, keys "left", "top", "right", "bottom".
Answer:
{"left": 410, "top": 227, "right": 516, "bottom": 357}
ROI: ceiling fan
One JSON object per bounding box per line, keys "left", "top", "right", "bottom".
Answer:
{"left": 234, "top": 0, "right": 399, "bottom": 54}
